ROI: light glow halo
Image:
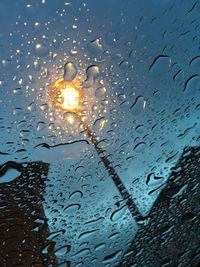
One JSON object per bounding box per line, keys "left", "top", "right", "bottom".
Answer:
{"left": 49, "top": 78, "right": 83, "bottom": 113}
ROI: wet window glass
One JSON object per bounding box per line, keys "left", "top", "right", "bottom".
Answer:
{"left": 0, "top": 0, "right": 199, "bottom": 266}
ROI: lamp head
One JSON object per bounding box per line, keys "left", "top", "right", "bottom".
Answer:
{"left": 50, "top": 78, "right": 83, "bottom": 113}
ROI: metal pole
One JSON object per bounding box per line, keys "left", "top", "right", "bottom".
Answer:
{"left": 80, "top": 118, "right": 143, "bottom": 221}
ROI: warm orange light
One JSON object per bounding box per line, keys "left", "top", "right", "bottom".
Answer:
{"left": 61, "top": 85, "right": 80, "bottom": 111}
{"left": 66, "top": 114, "right": 75, "bottom": 124}
{"left": 50, "top": 78, "right": 83, "bottom": 112}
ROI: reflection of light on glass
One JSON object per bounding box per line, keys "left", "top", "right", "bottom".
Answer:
{"left": 61, "top": 85, "right": 80, "bottom": 111}
{"left": 66, "top": 114, "right": 75, "bottom": 124}
{"left": 99, "top": 118, "right": 108, "bottom": 130}
{"left": 49, "top": 77, "right": 83, "bottom": 115}
{"left": 143, "top": 100, "right": 147, "bottom": 109}
{"left": 35, "top": 43, "right": 42, "bottom": 49}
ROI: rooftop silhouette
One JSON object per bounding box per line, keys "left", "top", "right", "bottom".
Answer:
{"left": 0, "top": 146, "right": 199, "bottom": 266}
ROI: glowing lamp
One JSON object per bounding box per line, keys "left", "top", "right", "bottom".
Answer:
{"left": 48, "top": 73, "right": 141, "bottom": 222}
{"left": 49, "top": 78, "right": 83, "bottom": 113}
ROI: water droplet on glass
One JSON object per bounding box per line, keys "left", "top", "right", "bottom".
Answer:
{"left": 13, "top": 88, "right": 22, "bottom": 95}
{"left": 149, "top": 55, "right": 171, "bottom": 76}
{"left": 103, "top": 250, "right": 122, "bottom": 263}
{"left": 119, "top": 60, "right": 129, "bottom": 69}
{"left": 190, "top": 56, "right": 200, "bottom": 69}
{"left": 63, "top": 112, "right": 78, "bottom": 125}
{"left": 13, "top": 108, "right": 23, "bottom": 116}
{"left": 95, "top": 87, "right": 106, "bottom": 97}
{"left": 27, "top": 102, "right": 36, "bottom": 112}
{"left": 63, "top": 203, "right": 81, "bottom": 213}
{"left": 70, "top": 47, "right": 78, "bottom": 55}
{"left": 83, "top": 65, "right": 100, "bottom": 88}
{"left": 34, "top": 21, "right": 41, "bottom": 31}
{"left": 110, "top": 205, "right": 127, "bottom": 221}
{"left": 37, "top": 121, "right": 46, "bottom": 131}
{"left": 95, "top": 243, "right": 106, "bottom": 251}
{"left": 0, "top": 162, "right": 21, "bottom": 184}
{"left": 55, "top": 245, "right": 71, "bottom": 256}
{"left": 133, "top": 141, "right": 146, "bottom": 153}
{"left": 69, "top": 190, "right": 83, "bottom": 200}
{"left": 40, "top": 103, "right": 48, "bottom": 111}
{"left": 78, "top": 229, "right": 98, "bottom": 241}
{"left": 93, "top": 117, "right": 108, "bottom": 131}
{"left": 131, "top": 96, "right": 147, "bottom": 115}
{"left": 184, "top": 75, "right": 200, "bottom": 94}
{"left": 63, "top": 62, "right": 77, "bottom": 82}
{"left": 87, "top": 38, "right": 103, "bottom": 54}
{"left": 33, "top": 60, "right": 41, "bottom": 71}
{"left": 35, "top": 43, "right": 49, "bottom": 57}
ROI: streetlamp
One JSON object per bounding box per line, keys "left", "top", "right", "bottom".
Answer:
{"left": 49, "top": 73, "right": 143, "bottom": 221}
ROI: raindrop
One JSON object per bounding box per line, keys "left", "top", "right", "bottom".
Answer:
{"left": 95, "top": 87, "right": 107, "bottom": 97}
{"left": 119, "top": 60, "right": 129, "bottom": 69}
{"left": 83, "top": 65, "right": 100, "bottom": 88}
{"left": 135, "top": 125, "right": 144, "bottom": 134}
{"left": 55, "top": 245, "right": 71, "bottom": 256}
{"left": 103, "top": 250, "right": 122, "bottom": 263}
{"left": 47, "top": 230, "right": 65, "bottom": 240}
{"left": 69, "top": 190, "right": 83, "bottom": 200}
{"left": 40, "top": 103, "right": 48, "bottom": 111}
{"left": 52, "top": 38, "right": 59, "bottom": 49}
{"left": 0, "top": 161, "right": 22, "bottom": 184}
{"left": 33, "top": 60, "right": 41, "bottom": 71}
{"left": 13, "top": 88, "right": 23, "bottom": 95}
{"left": 63, "top": 112, "right": 78, "bottom": 125}
{"left": 109, "top": 232, "right": 119, "bottom": 240}
{"left": 181, "top": 212, "right": 196, "bottom": 222}
{"left": 41, "top": 68, "right": 49, "bottom": 78}
{"left": 63, "top": 62, "right": 78, "bottom": 82}
{"left": 87, "top": 38, "right": 103, "bottom": 54}
{"left": 93, "top": 117, "right": 108, "bottom": 131}
{"left": 84, "top": 217, "right": 104, "bottom": 225}
{"left": 171, "top": 184, "right": 188, "bottom": 198}
{"left": 110, "top": 205, "right": 127, "bottom": 221}
{"left": 13, "top": 108, "right": 23, "bottom": 116}
{"left": 95, "top": 243, "right": 106, "bottom": 251}
{"left": 2, "top": 59, "right": 13, "bottom": 69}
{"left": 36, "top": 121, "right": 46, "bottom": 131}
{"left": 34, "top": 21, "right": 41, "bottom": 31}
{"left": 35, "top": 43, "right": 49, "bottom": 57}
{"left": 183, "top": 75, "right": 200, "bottom": 94}
{"left": 149, "top": 55, "right": 171, "bottom": 76}
{"left": 63, "top": 203, "right": 81, "bottom": 212}
{"left": 78, "top": 229, "right": 99, "bottom": 241}
{"left": 146, "top": 172, "right": 164, "bottom": 186}
{"left": 27, "top": 102, "right": 36, "bottom": 112}
{"left": 189, "top": 56, "right": 200, "bottom": 69}
{"left": 133, "top": 142, "right": 146, "bottom": 153}
{"left": 131, "top": 96, "right": 147, "bottom": 115}
{"left": 74, "top": 248, "right": 90, "bottom": 257}
{"left": 70, "top": 47, "right": 78, "bottom": 55}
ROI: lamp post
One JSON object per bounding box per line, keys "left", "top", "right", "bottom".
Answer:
{"left": 49, "top": 77, "right": 143, "bottom": 221}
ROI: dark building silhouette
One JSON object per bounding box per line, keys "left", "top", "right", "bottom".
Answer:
{"left": 0, "top": 146, "right": 200, "bottom": 267}
{"left": 119, "top": 146, "right": 200, "bottom": 267}
{"left": 0, "top": 162, "right": 58, "bottom": 267}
